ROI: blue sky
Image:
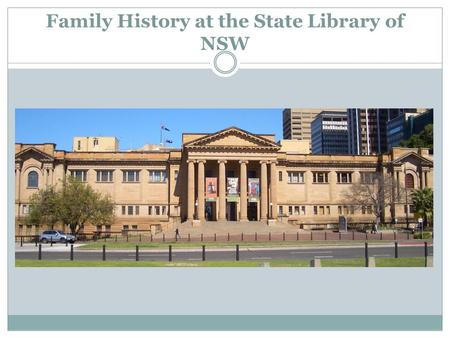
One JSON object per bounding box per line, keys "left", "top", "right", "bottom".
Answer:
{"left": 15, "top": 108, "right": 284, "bottom": 150}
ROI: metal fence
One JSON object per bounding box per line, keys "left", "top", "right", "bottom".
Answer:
{"left": 16, "top": 229, "right": 426, "bottom": 247}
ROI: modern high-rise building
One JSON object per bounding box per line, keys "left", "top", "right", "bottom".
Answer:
{"left": 346, "top": 109, "right": 420, "bottom": 155}
{"left": 283, "top": 109, "right": 346, "bottom": 150}
{"left": 387, "top": 109, "right": 433, "bottom": 150}
{"left": 311, "top": 111, "right": 349, "bottom": 154}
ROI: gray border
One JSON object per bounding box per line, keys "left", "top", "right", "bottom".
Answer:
{"left": 8, "top": 68, "right": 443, "bottom": 320}
{"left": 8, "top": 315, "right": 443, "bottom": 331}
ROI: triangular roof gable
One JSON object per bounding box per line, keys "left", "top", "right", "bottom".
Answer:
{"left": 15, "top": 147, "right": 55, "bottom": 161}
{"left": 184, "top": 127, "right": 280, "bottom": 149}
{"left": 392, "top": 151, "right": 433, "bottom": 166}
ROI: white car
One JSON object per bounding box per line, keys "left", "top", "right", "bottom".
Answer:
{"left": 39, "top": 230, "right": 76, "bottom": 243}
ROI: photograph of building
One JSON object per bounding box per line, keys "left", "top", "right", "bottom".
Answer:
{"left": 15, "top": 123, "right": 433, "bottom": 236}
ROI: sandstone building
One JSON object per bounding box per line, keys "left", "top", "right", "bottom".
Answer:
{"left": 15, "top": 127, "right": 433, "bottom": 235}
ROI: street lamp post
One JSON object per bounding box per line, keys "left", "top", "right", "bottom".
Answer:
{"left": 269, "top": 202, "right": 273, "bottom": 219}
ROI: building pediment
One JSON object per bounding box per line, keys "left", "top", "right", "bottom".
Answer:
{"left": 184, "top": 127, "right": 280, "bottom": 150}
{"left": 392, "top": 151, "right": 433, "bottom": 167}
{"left": 15, "top": 147, "right": 55, "bottom": 163}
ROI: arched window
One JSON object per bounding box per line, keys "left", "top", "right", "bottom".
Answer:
{"left": 27, "top": 171, "right": 39, "bottom": 188}
{"left": 405, "top": 173, "right": 414, "bottom": 189}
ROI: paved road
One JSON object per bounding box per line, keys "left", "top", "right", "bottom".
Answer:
{"left": 16, "top": 244, "right": 433, "bottom": 262}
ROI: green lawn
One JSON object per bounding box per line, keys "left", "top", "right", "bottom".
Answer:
{"left": 321, "top": 257, "right": 428, "bottom": 267}
{"left": 15, "top": 257, "right": 429, "bottom": 268}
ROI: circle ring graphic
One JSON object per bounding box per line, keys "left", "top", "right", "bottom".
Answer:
{"left": 213, "top": 51, "right": 238, "bottom": 75}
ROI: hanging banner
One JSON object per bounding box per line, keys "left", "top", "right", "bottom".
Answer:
{"left": 248, "top": 178, "right": 260, "bottom": 197}
{"left": 227, "top": 177, "right": 239, "bottom": 195}
{"left": 205, "top": 177, "right": 217, "bottom": 199}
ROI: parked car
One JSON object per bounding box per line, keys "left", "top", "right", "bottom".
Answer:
{"left": 39, "top": 230, "right": 76, "bottom": 243}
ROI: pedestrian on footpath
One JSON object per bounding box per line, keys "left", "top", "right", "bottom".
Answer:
{"left": 175, "top": 228, "right": 181, "bottom": 241}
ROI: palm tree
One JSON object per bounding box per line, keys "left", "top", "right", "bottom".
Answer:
{"left": 411, "top": 188, "right": 433, "bottom": 228}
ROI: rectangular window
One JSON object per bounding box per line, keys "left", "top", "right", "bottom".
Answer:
{"left": 22, "top": 204, "right": 29, "bottom": 215}
{"left": 288, "top": 206, "right": 293, "bottom": 216}
{"left": 149, "top": 170, "right": 167, "bottom": 183}
{"left": 123, "top": 170, "right": 140, "bottom": 182}
{"left": 367, "top": 206, "right": 373, "bottom": 214}
{"left": 162, "top": 206, "right": 166, "bottom": 215}
{"left": 326, "top": 206, "right": 330, "bottom": 215}
{"left": 344, "top": 206, "right": 349, "bottom": 215}
{"left": 319, "top": 206, "right": 325, "bottom": 215}
{"left": 148, "top": 206, "right": 153, "bottom": 215}
{"left": 313, "top": 172, "right": 328, "bottom": 183}
{"left": 278, "top": 171, "right": 283, "bottom": 182}
{"left": 135, "top": 206, "right": 140, "bottom": 215}
{"left": 127, "top": 206, "right": 133, "bottom": 215}
{"left": 105, "top": 225, "right": 111, "bottom": 233}
{"left": 132, "top": 225, "right": 138, "bottom": 230}
{"left": 313, "top": 206, "right": 318, "bottom": 215}
{"left": 96, "top": 170, "right": 114, "bottom": 182}
{"left": 96, "top": 225, "right": 102, "bottom": 232}
{"left": 294, "top": 206, "right": 300, "bottom": 215}
{"left": 155, "top": 206, "right": 161, "bottom": 215}
{"left": 361, "top": 172, "right": 375, "bottom": 184}
{"left": 301, "top": 206, "right": 306, "bottom": 215}
{"left": 338, "top": 206, "right": 343, "bottom": 215}
{"left": 362, "top": 206, "right": 366, "bottom": 214}
{"left": 287, "top": 171, "right": 304, "bottom": 184}
{"left": 337, "top": 172, "right": 352, "bottom": 184}
{"left": 123, "top": 225, "right": 129, "bottom": 230}
{"left": 278, "top": 206, "right": 283, "bottom": 215}
{"left": 71, "top": 170, "right": 88, "bottom": 182}
{"left": 122, "top": 206, "right": 126, "bottom": 215}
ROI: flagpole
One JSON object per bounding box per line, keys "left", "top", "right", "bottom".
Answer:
{"left": 160, "top": 124, "right": 163, "bottom": 145}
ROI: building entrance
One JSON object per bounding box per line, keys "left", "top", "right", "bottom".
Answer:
{"left": 226, "top": 202, "right": 237, "bottom": 221}
{"left": 205, "top": 201, "right": 216, "bottom": 221}
{"left": 248, "top": 202, "right": 258, "bottom": 221}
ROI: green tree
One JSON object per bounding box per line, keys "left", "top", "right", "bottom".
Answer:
{"left": 25, "top": 176, "right": 115, "bottom": 235}
{"left": 58, "top": 176, "right": 115, "bottom": 235}
{"left": 26, "top": 186, "right": 59, "bottom": 229}
{"left": 411, "top": 187, "right": 433, "bottom": 228}
{"left": 400, "top": 124, "right": 433, "bottom": 151}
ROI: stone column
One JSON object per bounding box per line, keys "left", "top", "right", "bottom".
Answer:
{"left": 197, "top": 160, "right": 206, "bottom": 221}
{"left": 421, "top": 170, "right": 427, "bottom": 189}
{"left": 43, "top": 165, "right": 49, "bottom": 186}
{"left": 239, "top": 160, "right": 248, "bottom": 221}
{"left": 425, "top": 170, "right": 433, "bottom": 188}
{"left": 260, "top": 161, "right": 268, "bottom": 221}
{"left": 48, "top": 167, "right": 54, "bottom": 186}
{"left": 187, "top": 160, "right": 195, "bottom": 221}
{"left": 218, "top": 160, "right": 227, "bottom": 221}
{"left": 15, "top": 162, "right": 22, "bottom": 203}
{"left": 270, "top": 161, "right": 278, "bottom": 220}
